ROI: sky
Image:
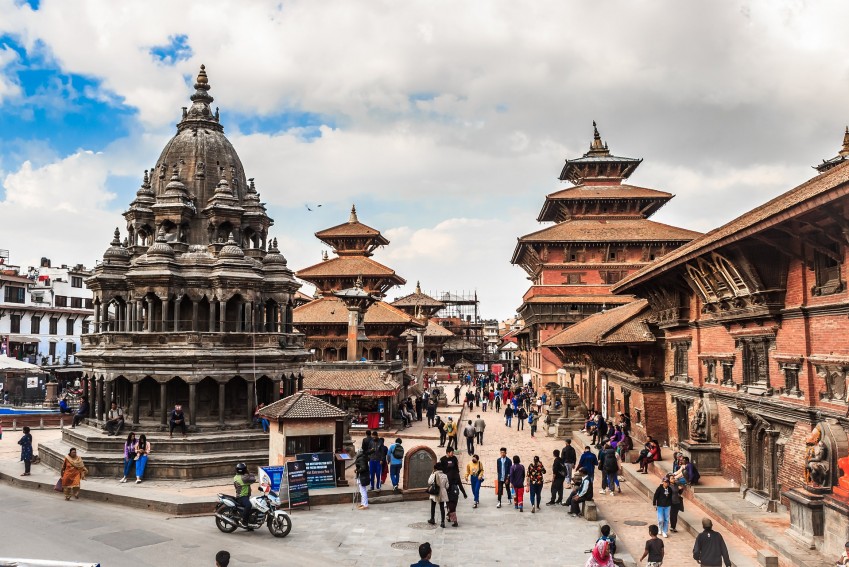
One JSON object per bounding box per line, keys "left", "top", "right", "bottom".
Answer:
{"left": 1, "top": 1, "right": 849, "bottom": 320}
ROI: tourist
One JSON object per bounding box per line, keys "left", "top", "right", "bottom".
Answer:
{"left": 435, "top": 415, "right": 446, "bottom": 447}
{"left": 692, "top": 518, "right": 731, "bottom": 567}
{"left": 71, "top": 396, "right": 89, "bottom": 428}
{"left": 674, "top": 456, "right": 701, "bottom": 486}
{"left": 463, "top": 420, "right": 476, "bottom": 455}
{"left": 426, "top": 399, "right": 436, "bottom": 427}
{"left": 440, "top": 447, "right": 466, "bottom": 526}
{"left": 578, "top": 445, "right": 599, "bottom": 483}
{"left": 618, "top": 411, "right": 631, "bottom": 435}
{"left": 474, "top": 414, "right": 486, "bottom": 445}
{"left": 369, "top": 436, "right": 384, "bottom": 490}
{"left": 445, "top": 417, "right": 457, "bottom": 452}
{"left": 354, "top": 447, "right": 371, "bottom": 510}
{"left": 233, "top": 462, "right": 256, "bottom": 525}
{"left": 464, "top": 453, "right": 484, "bottom": 508}
{"left": 592, "top": 414, "right": 608, "bottom": 447}
{"left": 585, "top": 539, "right": 614, "bottom": 567}
{"left": 215, "top": 550, "right": 230, "bottom": 567}
{"left": 516, "top": 406, "right": 527, "bottom": 431}
{"left": 652, "top": 476, "right": 673, "bottom": 538}
{"left": 597, "top": 524, "right": 617, "bottom": 557}
{"left": 495, "top": 447, "right": 512, "bottom": 508}
{"left": 388, "top": 437, "right": 404, "bottom": 493}
{"left": 547, "top": 449, "right": 566, "bottom": 506}
{"left": 361, "top": 430, "right": 374, "bottom": 453}
{"left": 135, "top": 434, "right": 151, "bottom": 483}
{"left": 453, "top": 385, "right": 461, "bottom": 404}
{"left": 528, "top": 409, "right": 538, "bottom": 437}
{"left": 567, "top": 468, "right": 593, "bottom": 517}
{"left": 600, "top": 443, "right": 619, "bottom": 496}
{"left": 836, "top": 541, "right": 849, "bottom": 566}
{"left": 411, "top": 541, "right": 439, "bottom": 567}
{"left": 415, "top": 396, "right": 423, "bottom": 421}
{"left": 638, "top": 438, "right": 660, "bottom": 474}
{"left": 481, "top": 392, "right": 488, "bottom": 412}
{"left": 617, "top": 429, "right": 633, "bottom": 464}
{"left": 169, "top": 404, "right": 187, "bottom": 438}
{"left": 58, "top": 396, "right": 72, "bottom": 414}
{"left": 639, "top": 524, "right": 664, "bottom": 567}
{"left": 669, "top": 474, "right": 684, "bottom": 533}
{"left": 562, "top": 439, "right": 577, "bottom": 485}
{"left": 427, "top": 462, "right": 448, "bottom": 528}
{"left": 494, "top": 391, "right": 501, "bottom": 412}
{"left": 504, "top": 404, "right": 513, "bottom": 427}
{"left": 18, "top": 426, "right": 33, "bottom": 476}
{"left": 105, "top": 401, "right": 125, "bottom": 436}
{"left": 526, "top": 455, "right": 546, "bottom": 513}
{"left": 120, "top": 432, "right": 137, "bottom": 483}
{"left": 61, "top": 447, "right": 88, "bottom": 501}
{"left": 252, "top": 403, "right": 269, "bottom": 433}
{"left": 509, "top": 455, "right": 526, "bottom": 512}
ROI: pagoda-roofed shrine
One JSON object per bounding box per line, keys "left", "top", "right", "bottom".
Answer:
{"left": 510, "top": 122, "right": 700, "bottom": 391}
{"left": 392, "top": 282, "right": 455, "bottom": 369}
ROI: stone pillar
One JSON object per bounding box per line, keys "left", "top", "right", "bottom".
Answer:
{"left": 346, "top": 307, "right": 360, "bottom": 362}
{"left": 132, "top": 381, "right": 140, "bottom": 424}
{"left": 209, "top": 301, "right": 217, "bottom": 332}
{"left": 95, "top": 378, "right": 104, "bottom": 420}
{"left": 188, "top": 382, "right": 197, "bottom": 427}
{"left": 94, "top": 302, "right": 101, "bottom": 333}
{"left": 88, "top": 377, "right": 96, "bottom": 418}
{"left": 104, "top": 380, "right": 113, "bottom": 408}
{"left": 161, "top": 298, "right": 169, "bottom": 332}
{"left": 406, "top": 335, "right": 414, "bottom": 373}
{"left": 191, "top": 300, "right": 199, "bottom": 332}
{"left": 127, "top": 302, "right": 134, "bottom": 331}
{"left": 258, "top": 304, "right": 266, "bottom": 332}
{"left": 247, "top": 381, "right": 255, "bottom": 423}
{"left": 173, "top": 301, "right": 180, "bottom": 332}
{"left": 146, "top": 298, "right": 154, "bottom": 332}
{"left": 218, "top": 381, "right": 226, "bottom": 427}
{"left": 272, "top": 379, "right": 281, "bottom": 402}
{"left": 219, "top": 300, "right": 226, "bottom": 332}
{"left": 160, "top": 381, "right": 168, "bottom": 425}
{"left": 245, "top": 301, "right": 253, "bottom": 332}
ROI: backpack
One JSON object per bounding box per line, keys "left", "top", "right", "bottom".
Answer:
{"left": 392, "top": 444, "right": 404, "bottom": 460}
{"left": 604, "top": 451, "right": 618, "bottom": 472}
{"left": 527, "top": 413, "right": 534, "bottom": 425}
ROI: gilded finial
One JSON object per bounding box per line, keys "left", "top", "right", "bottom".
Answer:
{"left": 322, "top": 250, "right": 329, "bottom": 261}
{"left": 196, "top": 64, "right": 208, "bottom": 85}
{"left": 840, "top": 126, "right": 849, "bottom": 157}
{"left": 415, "top": 281, "right": 422, "bottom": 294}
{"left": 588, "top": 121, "right": 609, "bottom": 154}
{"left": 349, "top": 204, "right": 358, "bottom": 223}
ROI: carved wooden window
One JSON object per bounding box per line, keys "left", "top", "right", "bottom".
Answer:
{"left": 565, "top": 272, "right": 585, "bottom": 284}
{"left": 567, "top": 251, "right": 586, "bottom": 262}
{"left": 711, "top": 253, "right": 750, "bottom": 296}
{"left": 30, "top": 316, "right": 41, "bottom": 334}
{"left": 704, "top": 359, "right": 716, "bottom": 383}
{"left": 721, "top": 362, "right": 734, "bottom": 385}
{"left": 10, "top": 314, "right": 20, "bottom": 333}
{"left": 813, "top": 242, "right": 843, "bottom": 296}
{"left": 600, "top": 270, "right": 626, "bottom": 285}
{"left": 672, "top": 341, "right": 690, "bottom": 381}
{"left": 741, "top": 337, "right": 771, "bottom": 386}
{"left": 49, "top": 317, "right": 58, "bottom": 335}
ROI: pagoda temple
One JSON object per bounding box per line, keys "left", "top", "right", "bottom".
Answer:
{"left": 391, "top": 282, "right": 455, "bottom": 372}
{"left": 511, "top": 123, "right": 700, "bottom": 394}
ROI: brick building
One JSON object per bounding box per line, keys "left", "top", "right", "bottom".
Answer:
{"left": 510, "top": 123, "right": 699, "bottom": 389}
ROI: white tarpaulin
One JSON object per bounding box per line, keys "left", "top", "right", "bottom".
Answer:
{"left": 0, "top": 356, "right": 41, "bottom": 372}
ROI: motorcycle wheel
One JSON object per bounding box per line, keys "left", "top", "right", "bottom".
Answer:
{"left": 267, "top": 513, "right": 292, "bottom": 538}
{"left": 215, "top": 505, "right": 239, "bottom": 534}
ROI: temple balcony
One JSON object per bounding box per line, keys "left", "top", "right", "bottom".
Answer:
{"left": 81, "top": 331, "right": 305, "bottom": 350}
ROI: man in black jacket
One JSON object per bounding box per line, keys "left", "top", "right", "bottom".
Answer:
{"left": 439, "top": 448, "right": 467, "bottom": 498}
{"left": 693, "top": 518, "right": 731, "bottom": 566}
{"left": 546, "top": 449, "right": 566, "bottom": 505}
{"left": 561, "top": 439, "right": 577, "bottom": 486}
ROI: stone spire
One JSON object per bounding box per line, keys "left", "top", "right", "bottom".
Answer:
{"left": 840, "top": 126, "right": 849, "bottom": 157}
{"left": 587, "top": 121, "right": 610, "bottom": 156}
{"left": 815, "top": 126, "right": 849, "bottom": 173}
{"left": 349, "top": 204, "right": 358, "bottom": 223}
{"left": 415, "top": 281, "right": 422, "bottom": 294}
{"left": 179, "top": 64, "right": 222, "bottom": 132}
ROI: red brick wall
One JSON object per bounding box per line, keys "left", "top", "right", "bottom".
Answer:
{"left": 716, "top": 402, "right": 744, "bottom": 486}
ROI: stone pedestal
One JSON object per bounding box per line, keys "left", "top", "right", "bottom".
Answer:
{"left": 556, "top": 415, "right": 585, "bottom": 439}
{"left": 679, "top": 440, "right": 722, "bottom": 475}
{"left": 44, "top": 382, "right": 59, "bottom": 408}
{"left": 824, "top": 495, "right": 849, "bottom": 558}
{"left": 783, "top": 488, "right": 824, "bottom": 549}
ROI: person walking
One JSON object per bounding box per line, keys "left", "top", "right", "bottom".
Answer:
{"left": 578, "top": 445, "right": 599, "bottom": 484}
{"left": 120, "top": 432, "right": 137, "bottom": 483}
{"left": 435, "top": 416, "right": 446, "bottom": 447}
{"left": 18, "top": 426, "right": 33, "bottom": 476}
{"left": 445, "top": 418, "right": 457, "bottom": 452}
{"left": 504, "top": 405, "right": 513, "bottom": 427}
{"left": 528, "top": 410, "right": 538, "bottom": 437}
{"left": 494, "top": 391, "right": 501, "bottom": 412}
{"left": 693, "top": 518, "right": 731, "bottom": 567}
{"left": 526, "top": 455, "right": 546, "bottom": 513}
{"left": 354, "top": 447, "right": 371, "bottom": 510}
{"left": 473, "top": 414, "right": 486, "bottom": 445}
{"left": 464, "top": 454, "right": 484, "bottom": 508}
{"left": 135, "top": 434, "right": 151, "bottom": 483}
{"left": 388, "top": 437, "right": 404, "bottom": 493}
{"left": 652, "top": 476, "right": 673, "bottom": 538}
{"left": 669, "top": 474, "right": 684, "bottom": 532}
{"left": 369, "top": 436, "right": 384, "bottom": 490}
{"left": 440, "top": 448, "right": 466, "bottom": 527}
{"left": 509, "top": 455, "right": 526, "bottom": 512}
{"left": 600, "top": 443, "right": 619, "bottom": 496}
{"left": 516, "top": 406, "right": 527, "bottom": 431}
{"left": 463, "top": 420, "right": 476, "bottom": 456}
{"left": 427, "top": 462, "right": 449, "bottom": 527}
{"left": 562, "top": 439, "right": 577, "bottom": 486}
{"left": 481, "top": 392, "right": 488, "bottom": 412}
{"left": 547, "top": 449, "right": 566, "bottom": 506}
{"left": 640, "top": 524, "right": 664, "bottom": 567}
{"left": 426, "top": 400, "right": 436, "bottom": 428}
{"left": 453, "top": 385, "right": 461, "bottom": 404}
{"left": 495, "top": 447, "right": 512, "bottom": 508}
{"left": 60, "top": 447, "right": 88, "bottom": 500}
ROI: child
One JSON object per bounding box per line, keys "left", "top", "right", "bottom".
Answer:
{"left": 596, "top": 524, "right": 617, "bottom": 556}
{"left": 640, "top": 524, "right": 664, "bottom": 567}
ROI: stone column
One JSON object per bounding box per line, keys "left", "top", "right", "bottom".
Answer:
{"left": 161, "top": 298, "right": 169, "bottom": 332}
{"left": 104, "top": 380, "right": 112, "bottom": 408}
{"left": 94, "top": 302, "right": 101, "bottom": 333}
{"left": 95, "top": 378, "right": 104, "bottom": 420}
{"left": 88, "top": 377, "right": 96, "bottom": 418}
{"left": 188, "top": 382, "right": 197, "bottom": 427}
{"left": 245, "top": 301, "right": 253, "bottom": 332}
{"left": 191, "top": 300, "right": 199, "bottom": 332}
{"left": 209, "top": 301, "right": 217, "bottom": 332}
{"left": 406, "top": 335, "right": 414, "bottom": 373}
{"left": 146, "top": 298, "right": 154, "bottom": 332}
{"left": 218, "top": 381, "right": 226, "bottom": 427}
{"left": 160, "top": 381, "right": 168, "bottom": 426}
{"left": 346, "top": 307, "right": 360, "bottom": 362}
{"left": 219, "top": 300, "right": 226, "bottom": 332}
{"left": 131, "top": 381, "right": 140, "bottom": 424}
{"left": 173, "top": 302, "right": 180, "bottom": 332}
{"left": 247, "top": 381, "right": 255, "bottom": 424}
{"left": 257, "top": 304, "right": 266, "bottom": 332}
{"left": 272, "top": 379, "right": 281, "bottom": 402}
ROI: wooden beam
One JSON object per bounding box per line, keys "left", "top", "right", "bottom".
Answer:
{"left": 774, "top": 226, "right": 841, "bottom": 263}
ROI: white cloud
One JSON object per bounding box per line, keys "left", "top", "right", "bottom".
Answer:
{"left": 0, "top": 44, "right": 21, "bottom": 103}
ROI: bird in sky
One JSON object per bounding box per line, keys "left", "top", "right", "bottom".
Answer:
{"left": 304, "top": 203, "right": 323, "bottom": 211}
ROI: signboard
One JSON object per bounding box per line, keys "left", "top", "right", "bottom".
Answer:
{"left": 26, "top": 377, "right": 38, "bottom": 389}
{"left": 259, "top": 465, "right": 286, "bottom": 492}
{"left": 475, "top": 364, "right": 488, "bottom": 373}
{"left": 296, "top": 452, "right": 337, "bottom": 489}
{"left": 491, "top": 363, "right": 503, "bottom": 376}
{"left": 286, "top": 460, "right": 310, "bottom": 510}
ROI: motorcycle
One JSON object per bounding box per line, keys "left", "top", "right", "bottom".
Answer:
{"left": 214, "top": 483, "right": 292, "bottom": 538}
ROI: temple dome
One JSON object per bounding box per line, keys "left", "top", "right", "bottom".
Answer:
{"left": 102, "top": 228, "right": 130, "bottom": 263}
{"left": 219, "top": 233, "right": 245, "bottom": 259}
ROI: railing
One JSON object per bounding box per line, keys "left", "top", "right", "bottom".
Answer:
{"left": 82, "top": 331, "right": 305, "bottom": 349}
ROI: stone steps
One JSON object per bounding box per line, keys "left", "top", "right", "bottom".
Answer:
{"left": 61, "top": 426, "right": 269, "bottom": 454}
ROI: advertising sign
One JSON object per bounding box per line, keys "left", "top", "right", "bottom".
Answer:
{"left": 286, "top": 460, "right": 310, "bottom": 509}
{"left": 296, "top": 452, "right": 337, "bottom": 489}
{"left": 259, "top": 465, "right": 286, "bottom": 492}
{"left": 475, "top": 364, "right": 488, "bottom": 373}
{"left": 26, "top": 377, "right": 38, "bottom": 389}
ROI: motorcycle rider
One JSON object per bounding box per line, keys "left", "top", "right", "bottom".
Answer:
{"left": 233, "top": 462, "right": 256, "bottom": 528}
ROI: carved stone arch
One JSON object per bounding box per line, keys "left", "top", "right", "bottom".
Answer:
{"left": 710, "top": 252, "right": 751, "bottom": 296}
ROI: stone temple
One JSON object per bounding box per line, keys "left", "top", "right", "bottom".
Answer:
{"left": 40, "top": 65, "right": 310, "bottom": 479}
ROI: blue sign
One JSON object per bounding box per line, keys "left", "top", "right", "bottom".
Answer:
{"left": 260, "top": 465, "right": 287, "bottom": 492}
{"left": 296, "top": 452, "right": 337, "bottom": 489}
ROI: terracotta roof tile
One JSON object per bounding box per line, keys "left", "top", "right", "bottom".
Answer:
{"left": 542, "top": 299, "right": 653, "bottom": 347}
{"left": 402, "top": 320, "right": 455, "bottom": 338}
{"left": 296, "top": 256, "right": 404, "bottom": 280}
{"left": 391, "top": 291, "right": 445, "bottom": 308}
{"left": 302, "top": 367, "right": 401, "bottom": 396}
{"left": 522, "top": 294, "right": 635, "bottom": 305}
{"left": 258, "top": 391, "right": 348, "bottom": 419}
{"left": 293, "top": 296, "right": 424, "bottom": 326}
{"left": 315, "top": 220, "right": 386, "bottom": 239}
{"left": 614, "top": 161, "right": 849, "bottom": 292}
{"left": 545, "top": 184, "right": 672, "bottom": 200}
{"left": 518, "top": 219, "right": 701, "bottom": 244}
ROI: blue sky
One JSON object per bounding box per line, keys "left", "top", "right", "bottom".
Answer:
{"left": 1, "top": 1, "right": 849, "bottom": 318}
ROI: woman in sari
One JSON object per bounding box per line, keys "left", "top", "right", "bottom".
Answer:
{"left": 61, "top": 448, "right": 88, "bottom": 500}
{"left": 585, "top": 539, "right": 615, "bottom": 567}
{"left": 120, "top": 432, "right": 136, "bottom": 483}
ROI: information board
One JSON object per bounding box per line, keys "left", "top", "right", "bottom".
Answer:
{"left": 259, "top": 465, "right": 286, "bottom": 492}
{"left": 296, "top": 452, "right": 337, "bottom": 489}
{"left": 286, "top": 460, "right": 310, "bottom": 509}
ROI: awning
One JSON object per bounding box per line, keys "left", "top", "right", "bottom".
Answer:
{"left": 0, "top": 355, "right": 41, "bottom": 371}
{"left": 54, "top": 367, "right": 84, "bottom": 374}
{"left": 9, "top": 335, "right": 40, "bottom": 344}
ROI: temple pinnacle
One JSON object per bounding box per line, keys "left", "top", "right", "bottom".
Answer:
{"left": 349, "top": 204, "right": 359, "bottom": 223}
{"left": 196, "top": 64, "right": 208, "bottom": 85}
{"left": 415, "top": 281, "right": 422, "bottom": 294}
{"left": 840, "top": 126, "right": 849, "bottom": 157}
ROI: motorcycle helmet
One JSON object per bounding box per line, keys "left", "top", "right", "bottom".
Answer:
{"left": 235, "top": 462, "right": 247, "bottom": 474}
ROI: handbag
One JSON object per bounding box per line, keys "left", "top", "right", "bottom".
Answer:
{"left": 426, "top": 480, "right": 440, "bottom": 496}
{"left": 54, "top": 478, "right": 63, "bottom": 492}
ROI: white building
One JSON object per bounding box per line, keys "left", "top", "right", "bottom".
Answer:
{"left": 0, "top": 257, "right": 93, "bottom": 368}
{"left": 482, "top": 319, "right": 500, "bottom": 354}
